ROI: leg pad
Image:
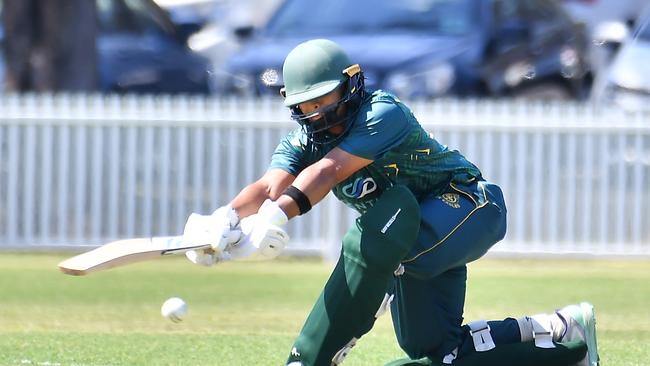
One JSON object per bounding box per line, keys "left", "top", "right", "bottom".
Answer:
{"left": 385, "top": 340, "right": 587, "bottom": 366}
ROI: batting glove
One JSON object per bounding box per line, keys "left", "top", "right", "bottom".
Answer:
{"left": 183, "top": 204, "right": 242, "bottom": 266}
{"left": 226, "top": 199, "right": 289, "bottom": 261}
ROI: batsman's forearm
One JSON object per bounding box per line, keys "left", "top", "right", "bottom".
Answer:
{"left": 290, "top": 170, "right": 336, "bottom": 208}
{"left": 275, "top": 178, "right": 332, "bottom": 220}
{"left": 276, "top": 159, "right": 340, "bottom": 219}
{"left": 284, "top": 148, "right": 371, "bottom": 216}
{"left": 229, "top": 169, "right": 296, "bottom": 218}
{"left": 230, "top": 181, "right": 276, "bottom": 218}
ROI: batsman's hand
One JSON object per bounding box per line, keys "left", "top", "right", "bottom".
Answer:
{"left": 226, "top": 199, "right": 290, "bottom": 261}
{"left": 183, "top": 204, "right": 242, "bottom": 267}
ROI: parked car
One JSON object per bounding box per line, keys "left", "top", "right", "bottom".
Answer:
{"left": 153, "top": 0, "right": 217, "bottom": 27}
{"left": 95, "top": 0, "right": 211, "bottom": 93}
{"left": 591, "top": 6, "right": 650, "bottom": 111}
{"left": 0, "top": 0, "right": 212, "bottom": 94}
{"left": 560, "top": 0, "right": 647, "bottom": 79}
{"left": 0, "top": 7, "right": 4, "bottom": 89}
{"left": 560, "top": 0, "right": 645, "bottom": 31}
{"left": 217, "top": 0, "right": 594, "bottom": 100}
{"left": 184, "top": 0, "right": 284, "bottom": 82}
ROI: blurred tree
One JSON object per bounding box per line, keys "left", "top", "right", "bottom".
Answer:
{"left": 2, "top": 0, "right": 97, "bottom": 92}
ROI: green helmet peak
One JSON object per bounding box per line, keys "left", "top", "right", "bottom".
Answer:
{"left": 281, "top": 39, "right": 352, "bottom": 107}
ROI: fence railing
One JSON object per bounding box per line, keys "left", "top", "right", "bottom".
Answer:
{"left": 1, "top": 93, "right": 648, "bottom": 257}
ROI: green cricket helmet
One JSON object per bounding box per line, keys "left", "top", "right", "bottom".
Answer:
{"left": 280, "top": 39, "right": 365, "bottom": 145}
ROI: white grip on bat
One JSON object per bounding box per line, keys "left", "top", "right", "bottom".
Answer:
{"left": 185, "top": 249, "right": 221, "bottom": 267}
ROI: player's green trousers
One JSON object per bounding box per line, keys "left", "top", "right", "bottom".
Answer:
{"left": 287, "top": 180, "right": 584, "bottom": 365}
{"left": 384, "top": 181, "right": 506, "bottom": 360}
{"left": 286, "top": 185, "right": 421, "bottom": 366}
{"left": 391, "top": 180, "right": 508, "bottom": 360}
{"left": 389, "top": 180, "right": 584, "bottom": 365}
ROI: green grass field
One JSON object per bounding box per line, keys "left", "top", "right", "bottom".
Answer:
{"left": 1, "top": 253, "right": 649, "bottom": 366}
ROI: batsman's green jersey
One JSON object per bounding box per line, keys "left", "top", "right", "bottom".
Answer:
{"left": 270, "top": 89, "right": 481, "bottom": 213}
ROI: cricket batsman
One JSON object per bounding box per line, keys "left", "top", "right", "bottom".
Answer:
{"left": 181, "top": 39, "right": 599, "bottom": 366}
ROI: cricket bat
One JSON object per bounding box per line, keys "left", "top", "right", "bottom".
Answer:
{"left": 58, "top": 236, "right": 211, "bottom": 276}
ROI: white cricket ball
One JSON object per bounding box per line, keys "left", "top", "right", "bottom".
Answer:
{"left": 161, "top": 297, "right": 188, "bottom": 322}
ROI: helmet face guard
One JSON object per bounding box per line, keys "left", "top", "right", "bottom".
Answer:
{"left": 285, "top": 64, "right": 365, "bottom": 145}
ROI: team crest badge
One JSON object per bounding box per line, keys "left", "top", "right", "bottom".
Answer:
{"left": 440, "top": 193, "right": 461, "bottom": 208}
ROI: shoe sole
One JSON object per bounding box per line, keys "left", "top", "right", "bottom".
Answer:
{"left": 579, "top": 302, "right": 599, "bottom": 366}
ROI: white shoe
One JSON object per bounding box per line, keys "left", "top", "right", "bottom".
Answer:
{"left": 556, "top": 302, "right": 599, "bottom": 366}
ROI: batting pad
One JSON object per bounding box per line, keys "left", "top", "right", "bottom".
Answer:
{"left": 287, "top": 185, "right": 421, "bottom": 366}
{"left": 385, "top": 340, "right": 588, "bottom": 366}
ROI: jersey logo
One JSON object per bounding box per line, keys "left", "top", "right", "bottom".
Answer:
{"left": 440, "top": 193, "right": 461, "bottom": 208}
{"left": 342, "top": 177, "right": 377, "bottom": 199}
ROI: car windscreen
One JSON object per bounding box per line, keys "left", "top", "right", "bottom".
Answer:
{"left": 637, "top": 19, "right": 650, "bottom": 41}
{"left": 98, "top": 0, "right": 176, "bottom": 36}
{"left": 265, "top": 0, "right": 476, "bottom": 36}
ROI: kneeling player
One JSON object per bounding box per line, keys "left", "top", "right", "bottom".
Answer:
{"left": 181, "top": 39, "right": 599, "bottom": 366}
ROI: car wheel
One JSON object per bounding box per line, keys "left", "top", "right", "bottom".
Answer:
{"left": 515, "top": 83, "right": 572, "bottom": 100}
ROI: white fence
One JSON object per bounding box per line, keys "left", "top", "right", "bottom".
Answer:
{"left": 0, "top": 94, "right": 648, "bottom": 257}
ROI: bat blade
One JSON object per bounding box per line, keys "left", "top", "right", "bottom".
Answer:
{"left": 58, "top": 236, "right": 211, "bottom": 276}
